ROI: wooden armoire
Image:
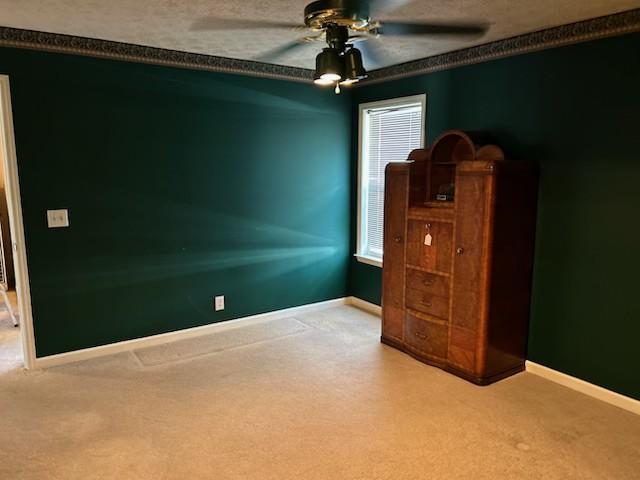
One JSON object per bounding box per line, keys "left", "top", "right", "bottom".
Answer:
{"left": 381, "top": 130, "right": 537, "bottom": 385}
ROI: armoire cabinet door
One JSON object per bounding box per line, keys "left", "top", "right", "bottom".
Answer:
{"left": 406, "top": 219, "right": 453, "bottom": 273}
{"left": 382, "top": 164, "right": 409, "bottom": 341}
{"left": 451, "top": 168, "right": 492, "bottom": 345}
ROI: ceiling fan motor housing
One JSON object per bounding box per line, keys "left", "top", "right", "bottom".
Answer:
{"left": 325, "top": 23, "right": 350, "bottom": 50}
{"left": 304, "top": 0, "right": 371, "bottom": 31}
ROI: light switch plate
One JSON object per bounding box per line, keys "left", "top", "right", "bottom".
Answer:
{"left": 214, "top": 295, "right": 225, "bottom": 311}
{"left": 47, "top": 209, "right": 69, "bottom": 228}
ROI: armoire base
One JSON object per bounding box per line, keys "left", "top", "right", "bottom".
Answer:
{"left": 381, "top": 335, "right": 525, "bottom": 386}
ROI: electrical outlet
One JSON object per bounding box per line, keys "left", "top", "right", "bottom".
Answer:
{"left": 214, "top": 295, "right": 225, "bottom": 311}
{"left": 47, "top": 209, "right": 69, "bottom": 228}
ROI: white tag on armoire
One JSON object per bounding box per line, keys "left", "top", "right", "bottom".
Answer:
{"left": 424, "top": 233, "right": 433, "bottom": 246}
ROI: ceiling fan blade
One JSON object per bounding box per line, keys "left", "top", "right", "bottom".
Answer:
{"left": 379, "top": 21, "right": 488, "bottom": 37}
{"left": 191, "top": 17, "right": 303, "bottom": 31}
{"left": 254, "top": 37, "right": 318, "bottom": 63}
{"left": 367, "top": 0, "right": 415, "bottom": 15}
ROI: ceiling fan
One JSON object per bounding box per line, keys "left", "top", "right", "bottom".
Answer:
{"left": 193, "top": 0, "right": 488, "bottom": 93}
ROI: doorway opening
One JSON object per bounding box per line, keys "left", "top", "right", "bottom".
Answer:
{"left": 0, "top": 177, "right": 19, "bottom": 372}
{"left": 0, "top": 75, "right": 36, "bottom": 371}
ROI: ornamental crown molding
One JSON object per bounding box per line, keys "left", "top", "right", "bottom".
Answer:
{"left": 365, "top": 8, "right": 640, "bottom": 84}
{"left": 0, "top": 8, "right": 639, "bottom": 84}
{"left": 0, "top": 27, "right": 314, "bottom": 82}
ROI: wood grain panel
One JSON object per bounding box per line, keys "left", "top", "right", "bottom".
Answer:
{"left": 406, "top": 219, "right": 453, "bottom": 273}
{"left": 484, "top": 162, "right": 538, "bottom": 377}
{"left": 405, "top": 288, "right": 449, "bottom": 320}
{"left": 405, "top": 313, "right": 448, "bottom": 360}
{"left": 405, "top": 268, "right": 450, "bottom": 297}
{"left": 382, "top": 163, "right": 410, "bottom": 342}
{"left": 451, "top": 172, "right": 487, "bottom": 331}
{"left": 383, "top": 306, "right": 404, "bottom": 340}
{"left": 448, "top": 326, "right": 476, "bottom": 371}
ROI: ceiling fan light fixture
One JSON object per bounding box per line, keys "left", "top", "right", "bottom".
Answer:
{"left": 313, "top": 77, "right": 335, "bottom": 86}
{"left": 343, "top": 47, "right": 367, "bottom": 82}
{"left": 314, "top": 48, "right": 343, "bottom": 83}
{"left": 320, "top": 72, "right": 342, "bottom": 81}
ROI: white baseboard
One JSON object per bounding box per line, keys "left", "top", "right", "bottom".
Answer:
{"left": 34, "top": 297, "right": 349, "bottom": 369}
{"left": 34, "top": 300, "right": 639, "bottom": 417}
{"left": 526, "top": 361, "right": 640, "bottom": 416}
{"left": 348, "top": 296, "right": 382, "bottom": 316}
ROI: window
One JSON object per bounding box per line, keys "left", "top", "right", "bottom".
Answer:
{"left": 356, "top": 94, "right": 426, "bottom": 267}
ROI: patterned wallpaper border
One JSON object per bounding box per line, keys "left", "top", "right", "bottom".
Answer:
{"left": 365, "top": 8, "right": 640, "bottom": 84}
{"left": 0, "top": 8, "right": 639, "bottom": 84}
{"left": 0, "top": 27, "right": 314, "bottom": 82}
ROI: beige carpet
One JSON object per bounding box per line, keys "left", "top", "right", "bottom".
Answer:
{"left": 0, "top": 290, "right": 21, "bottom": 374}
{"left": 134, "top": 317, "right": 308, "bottom": 367}
{"left": 0, "top": 305, "right": 638, "bottom": 479}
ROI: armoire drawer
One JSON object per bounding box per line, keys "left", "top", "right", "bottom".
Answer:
{"left": 404, "top": 313, "right": 448, "bottom": 359}
{"left": 406, "top": 268, "right": 450, "bottom": 297}
{"left": 405, "top": 288, "right": 449, "bottom": 320}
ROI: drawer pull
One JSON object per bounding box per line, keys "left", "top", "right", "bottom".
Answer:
{"left": 393, "top": 235, "right": 402, "bottom": 243}
{"left": 423, "top": 280, "right": 433, "bottom": 286}
{"left": 415, "top": 332, "right": 427, "bottom": 340}
{"left": 422, "top": 300, "right": 432, "bottom": 307}
{"left": 456, "top": 247, "right": 464, "bottom": 255}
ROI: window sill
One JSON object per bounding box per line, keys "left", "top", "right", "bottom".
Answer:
{"left": 354, "top": 254, "right": 382, "bottom": 268}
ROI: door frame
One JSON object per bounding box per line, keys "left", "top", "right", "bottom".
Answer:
{"left": 0, "top": 75, "right": 37, "bottom": 369}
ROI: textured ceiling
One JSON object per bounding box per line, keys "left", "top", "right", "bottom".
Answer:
{"left": 0, "top": 0, "right": 638, "bottom": 70}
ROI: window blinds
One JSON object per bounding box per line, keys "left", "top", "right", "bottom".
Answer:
{"left": 361, "top": 103, "right": 423, "bottom": 260}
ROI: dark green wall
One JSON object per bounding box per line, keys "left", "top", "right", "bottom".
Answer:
{"left": 2, "top": 32, "right": 638, "bottom": 400}
{"left": 348, "top": 33, "right": 640, "bottom": 400}
{"left": 0, "top": 47, "right": 351, "bottom": 357}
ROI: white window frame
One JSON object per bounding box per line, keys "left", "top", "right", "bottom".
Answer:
{"left": 355, "top": 94, "right": 426, "bottom": 268}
